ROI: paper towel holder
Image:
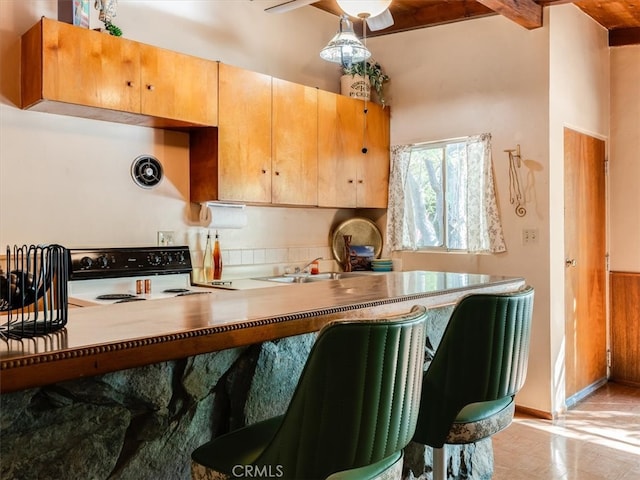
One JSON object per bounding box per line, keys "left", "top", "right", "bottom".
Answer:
{"left": 199, "top": 202, "right": 247, "bottom": 229}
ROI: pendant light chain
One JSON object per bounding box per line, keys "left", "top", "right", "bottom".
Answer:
{"left": 361, "top": 16, "right": 368, "bottom": 155}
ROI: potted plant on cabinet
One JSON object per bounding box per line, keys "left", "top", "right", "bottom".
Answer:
{"left": 341, "top": 60, "right": 390, "bottom": 105}
{"left": 95, "top": 0, "right": 122, "bottom": 36}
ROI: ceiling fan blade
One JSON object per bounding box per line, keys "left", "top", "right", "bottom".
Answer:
{"left": 265, "top": 0, "right": 317, "bottom": 14}
{"left": 366, "top": 8, "right": 394, "bottom": 31}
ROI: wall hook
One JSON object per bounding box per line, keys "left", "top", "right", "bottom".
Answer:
{"left": 505, "top": 144, "right": 526, "bottom": 217}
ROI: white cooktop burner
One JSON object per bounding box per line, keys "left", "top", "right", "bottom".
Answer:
{"left": 68, "top": 273, "right": 215, "bottom": 307}
{"left": 67, "top": 246, "right": 215, "bottom": 307}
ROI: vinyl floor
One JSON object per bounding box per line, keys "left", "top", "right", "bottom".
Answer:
{"left": 492, "top": 382, "right": 640, "bottom": 479}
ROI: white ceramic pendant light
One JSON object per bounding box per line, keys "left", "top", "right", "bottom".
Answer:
{"left": 336, "top": 0, "right": 392, "bottom": 18}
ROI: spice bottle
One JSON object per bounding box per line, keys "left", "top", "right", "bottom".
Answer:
{"left": 213, "top": 230, "right": 223, "bottom": 280}
{"left": 311, "top": 260, "right": 320, "bottom": 275}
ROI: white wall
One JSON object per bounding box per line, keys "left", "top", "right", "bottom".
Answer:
{"left": 0, "top": 0, "right": 353, "bottom": 272}
{"left": 610, "top": 45, "right": 640, "bottom": 272}
{"left": 369, "top": 5, "right": 611, "bottom": 415}
{"left": 369, "top": 14, "right": 554, "bottom": 413}
{"left": 548, "top": 4, "right": 610, "bottom": 412}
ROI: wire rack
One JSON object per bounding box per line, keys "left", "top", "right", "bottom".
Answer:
{"left": 0, "top": 244, "right": 68, "bottom": 338}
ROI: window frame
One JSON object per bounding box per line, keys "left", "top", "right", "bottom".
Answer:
{"left": 407, "top": 137, "right": 470, "bottom": 253}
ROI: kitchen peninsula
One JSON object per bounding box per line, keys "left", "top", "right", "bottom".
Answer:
{"left": 1, "top": 271, "right": 523, "bottom": 392}
{"left": 1, "top": 271, "right": 525, "bottom": 480}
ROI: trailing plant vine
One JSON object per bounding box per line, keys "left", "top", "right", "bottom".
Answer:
{"left": 104, "top": 22, "right": 122, "bottom": 36}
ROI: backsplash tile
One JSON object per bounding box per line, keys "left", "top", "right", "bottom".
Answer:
{"left": 228, "top": 250, "right": 243, "bottom": 265}
{"left": 253, "top": 249, "right": 266, "bottom": 264}
{"left": 241, "top": 250, "right": 254, "bottom": 265}
{"left": 265, "top": 248, "right": 288, "bottom": 264}
{"left": 290, "top": 247, "right": 310, "bottom": 262}
{"left": 222, "top": 246, "right": 333, "bottom": 267}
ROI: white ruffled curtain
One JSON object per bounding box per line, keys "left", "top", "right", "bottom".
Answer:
{"left": 385, "top": 134, "right": 506, "bottom": 253}
{"left": 386, "top": 145, "right": 413, "bottom": 251}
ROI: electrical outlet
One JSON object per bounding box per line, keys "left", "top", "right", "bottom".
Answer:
{"left": 157, "top": 231, "right": 175, "bottom": 246}
{"left": 522, "top": 228, "right": 538, "bottom": 245}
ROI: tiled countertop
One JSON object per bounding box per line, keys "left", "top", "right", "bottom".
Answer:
{"left": 0, "top": 271, "right": 525, "bottom": 393}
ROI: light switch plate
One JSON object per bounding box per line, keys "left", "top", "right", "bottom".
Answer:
{"left": 522, "top": 228, "right": 538, "bottom": 245}
{"left": 157, "top": 231, "right": 175, "bottom": 246}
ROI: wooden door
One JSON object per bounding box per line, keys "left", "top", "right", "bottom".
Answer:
{"left": 217, "top": 64, "right": 272, "bottom": 203}
{"left": 272, "top": 78, "right": 318, "bottom": 206}
{"left": 23, "top": 18, "right": 140, "bottom": 113}
{"left": 140, "top": 45, "right": 218, "bottom": 126}
{"left": 318, "top": 91, "right": 362, "bottom": 208}
{"left": 564, "top": 128, "right": 607, "bottom": 400}
{"left": 358, "top": 102, "right": 390, "bottom": 208}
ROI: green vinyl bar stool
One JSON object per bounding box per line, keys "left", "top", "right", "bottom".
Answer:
{"left": 191, "top": 305, "right": 429, "bottom": 480}
{"left": 412, "top": 287, "right": 534, "bottom": 480}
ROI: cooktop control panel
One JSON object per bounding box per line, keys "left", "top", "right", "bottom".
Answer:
{"left": 69, "top": 246, "right": 193, "bottom": 280}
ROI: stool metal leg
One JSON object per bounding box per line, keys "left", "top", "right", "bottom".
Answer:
{"left": 433, "top": 446, "right": 447, "bottom": 480}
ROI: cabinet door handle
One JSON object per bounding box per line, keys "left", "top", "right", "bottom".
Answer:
{"left": 275, "top": 171, "right": 280, "bottom": 176}
{"left": 126, "top": 81, "right": 134, "bottom": 87}
{"left": 358, "top": 180, "right": 364, "bottom": 184}
{"left": 146, "top": 84, "right": 155, "bottom": 91}
{"left": 565, "top": 259, "right": 577, "bottom": 267}
{"left": 261, "top": 169, "right": 267, "bottom": 174}
{"left": 348, "top": 179, "right": 354, "bottom": 184}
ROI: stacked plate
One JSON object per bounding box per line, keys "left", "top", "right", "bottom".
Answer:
{"left": 371, "top": 258, "right": 393, "bottom": 272}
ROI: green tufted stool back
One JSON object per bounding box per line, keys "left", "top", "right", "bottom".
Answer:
{"left": 411, "top": 287, "right": 534, "bottom": 480}
{"left": 192, "top": 305, "right": 428, "bottom": 480}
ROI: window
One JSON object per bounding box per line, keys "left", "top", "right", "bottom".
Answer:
{"left": 386, "top": 134, "right": 506, "bottom": 253}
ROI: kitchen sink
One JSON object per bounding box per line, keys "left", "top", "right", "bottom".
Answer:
{"left": 253, "top": 272, "right": 369, "bottom": 284}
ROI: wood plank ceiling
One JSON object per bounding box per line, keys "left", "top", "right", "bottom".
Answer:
{"left": 311, "top": 0, "right": 640, "bottom": 46}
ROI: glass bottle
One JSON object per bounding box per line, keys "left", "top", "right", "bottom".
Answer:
{"left": 203, "top": 231, "right": 213, "bottom": 282}
{"left": 213, "top": 231, "right": 223, "bottom": 280}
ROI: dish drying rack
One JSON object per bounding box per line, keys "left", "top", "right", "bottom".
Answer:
{"left": 1, "top": 244, "right": 68, "bottom": 338}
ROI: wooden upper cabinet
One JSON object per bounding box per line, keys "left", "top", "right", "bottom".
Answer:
{"left": 198, "top": 66, "right": 319, "bottom": 206}
{"left": 318, "top": 91, "right": 360, "bottom": 208}
{"left": 22, "top": 18, "right": 140, "bottom": 114}
{"left": 272, "top": 78, "right": 318, "bottom": 206}
{"left": 21, "top": 18, "right": 217, "bottom": 128}
{"left": 139, "top": 44, "right": 218, "bottom": 126}
{"left": 318, "top": 91, "right": 390, "bottom": 208}
{"left": 359, "top": 101, "right": 390, "bottom": 208}
{"left": 217, "top": 63, "right": 272, "bottom": 203}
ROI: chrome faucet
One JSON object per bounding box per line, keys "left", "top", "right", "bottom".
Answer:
{"left": 295, "top": 257, "right": 323, "bottom": 274}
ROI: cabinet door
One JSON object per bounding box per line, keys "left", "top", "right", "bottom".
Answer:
{"left": 218, "top": 64, "right": 272, "bottom": 203}
{"left": 317, "top": 91, "right": 362, "bottom": 208}
{"left": 140, "top": 45, "right": 218, "bottom": 126}
{"left": 22, "top": 18, "right": 140, "bottom": 113}
{"left": 357, "top": 102, "right": 390, "bottom": 208}
{"left": 272, "top": 78, "right": 318, "bottom": 206}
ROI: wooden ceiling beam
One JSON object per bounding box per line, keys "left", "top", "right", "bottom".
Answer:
{"left": 610, "top": 27, "right": 640, "bottom": 46}
{"left": 364, "top": 1, "right": 497, "bottom": 37}
{"left": 310, "top": 0, "right": 639, "bottom": 37}
{"left": 477, "top": 0, "right": 543, "bottom": 29}
{"left": 313, "top": 0, "right": 497, "bottom": 37}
